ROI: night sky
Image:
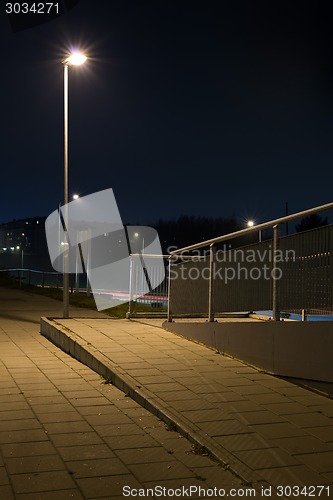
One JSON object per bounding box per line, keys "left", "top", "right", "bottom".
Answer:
{"left": 1, "top": 1, "right": 333, "bottom": 228}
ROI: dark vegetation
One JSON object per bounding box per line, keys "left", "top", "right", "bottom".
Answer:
{"left": 295, "top": 214, "right": 328, "bottom": 233}
{"left": 154, "top": 215, "right": 240, "bottom": 252}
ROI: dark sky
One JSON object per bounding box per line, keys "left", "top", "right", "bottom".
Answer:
{"left": 1, "top": 0, "right": 333, "bottom": 228}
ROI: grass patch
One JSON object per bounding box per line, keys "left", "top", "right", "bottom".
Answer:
{"left": 0, "top": 274, "right": 165, "bottom": 319}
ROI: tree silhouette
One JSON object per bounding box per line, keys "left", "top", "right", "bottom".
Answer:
{"left": 154, "top": 215, "right": 240, "bottom": 253}
{"left": 295, "top": 214, "right": 328, "bottom": 232}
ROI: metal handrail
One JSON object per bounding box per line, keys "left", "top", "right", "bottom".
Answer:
{"left": 167, "top": 201, "right": 333, "bottom": 323}
{"left": 170, "top": 201, "right": 333, "bottom": 254}
{"left": 130, "top": 253, "right": 206, "bottom": 260}
{"left": 0, "top": 268, "right": 59, "bottom": 275}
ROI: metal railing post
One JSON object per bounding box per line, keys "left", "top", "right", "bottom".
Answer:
{"left": 330, "top": 225, "right": 333, "bottom": 312}
{"left": 167, "top": 257, "right": 173, "bottom": 322}
{"left": 86, "top": 229, "right": 91, "bottom": 296}
{"left": 272, "top": 224, "right": 280, "bottom": 321}
{"left": 86, "top": 275, "right": 91, "bottom": 296}
{"left": 208, "top": 244, "right": 216, "bottom": 322}
{"left": 127, "top": 256, "right": 134, "bottom": 318}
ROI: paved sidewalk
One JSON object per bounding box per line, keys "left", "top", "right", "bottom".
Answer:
{"left": 41, "top": 314, "right": 333, "bottom": 497}
{"left": 0, "top": 288, "right": 245, "bottom": 499}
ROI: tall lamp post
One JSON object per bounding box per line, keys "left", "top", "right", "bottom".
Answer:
{"left": 247, "top": 220, "right": 262, "bottom": 243}
{"left": 134, "top": 232, "right": 145, "bottom": 254}
{"left": 62, "top": 51, "right": 87, "bottom": 318}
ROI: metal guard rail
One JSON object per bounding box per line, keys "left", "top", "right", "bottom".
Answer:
{"left": 168, "top": 201, "right": 333, "bottom": 322}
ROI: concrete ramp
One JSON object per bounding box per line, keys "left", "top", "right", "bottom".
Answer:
{"left": 41, "top": 316, "right": 333, "bottom": 490}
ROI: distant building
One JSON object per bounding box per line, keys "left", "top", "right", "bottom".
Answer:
{"left": 0, "top": 217, "right": 52, "bottom": 271}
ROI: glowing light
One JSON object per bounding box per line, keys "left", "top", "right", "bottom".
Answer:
{"left": 65, "top": 52, "right": 87, "bottom": 66}
{"left": 247, "top": 220, "right": 255, "bottom": 227}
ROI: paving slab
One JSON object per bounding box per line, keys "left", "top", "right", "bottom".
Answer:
{"left": 40, "top": 314, "right": 333, "bottom": 496}
{"left": 0, "top": 287, "right": 249, "bottom": 499}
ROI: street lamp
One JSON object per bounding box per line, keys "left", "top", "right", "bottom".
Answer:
{"left": 247, "top": 220, "right": 262, "bottom": 242}
{"left": 134, "top": 232, "right": 145, "bottom": 254}
{"left": 62, "top": 51, "right": 87, "bottom": 318}
{"left": 17, "top": 246, "right": 24, "bottom": 286}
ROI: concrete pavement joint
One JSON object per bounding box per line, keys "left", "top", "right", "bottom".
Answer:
{"left": 3, "top": 288, "right": 263, "bottom": 497}
{"left": 40, "top": 317, "right": 259, "bottom": 488}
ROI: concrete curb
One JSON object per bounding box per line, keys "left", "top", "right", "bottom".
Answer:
{"left": 40, "top": 317, "right": 262, "bottom": 487}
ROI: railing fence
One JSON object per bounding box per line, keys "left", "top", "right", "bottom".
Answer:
{"left": 168, "top": 200, "right": 333, "bottom": 322}
{"left": 0, "top": 259, "right": 169, "bottom": 314}
{"left": 168, "top": 225, "right": 333, "bottom": 321}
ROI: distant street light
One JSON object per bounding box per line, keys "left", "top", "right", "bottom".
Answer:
{"left": 134, "top": 232, "right": 145, "bottom": 254}
{"left": 62, "top": 51, "right": 87, "bottom": 318}
{"left": 247, "top": 220, "right": 262, "bottom": 243}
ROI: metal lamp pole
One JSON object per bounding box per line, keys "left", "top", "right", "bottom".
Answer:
{"left": 62, "top": 52, "right": 87, "bottom": 318}
{"left": 63, "top": 61, "right": 69, "bottom": 318}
